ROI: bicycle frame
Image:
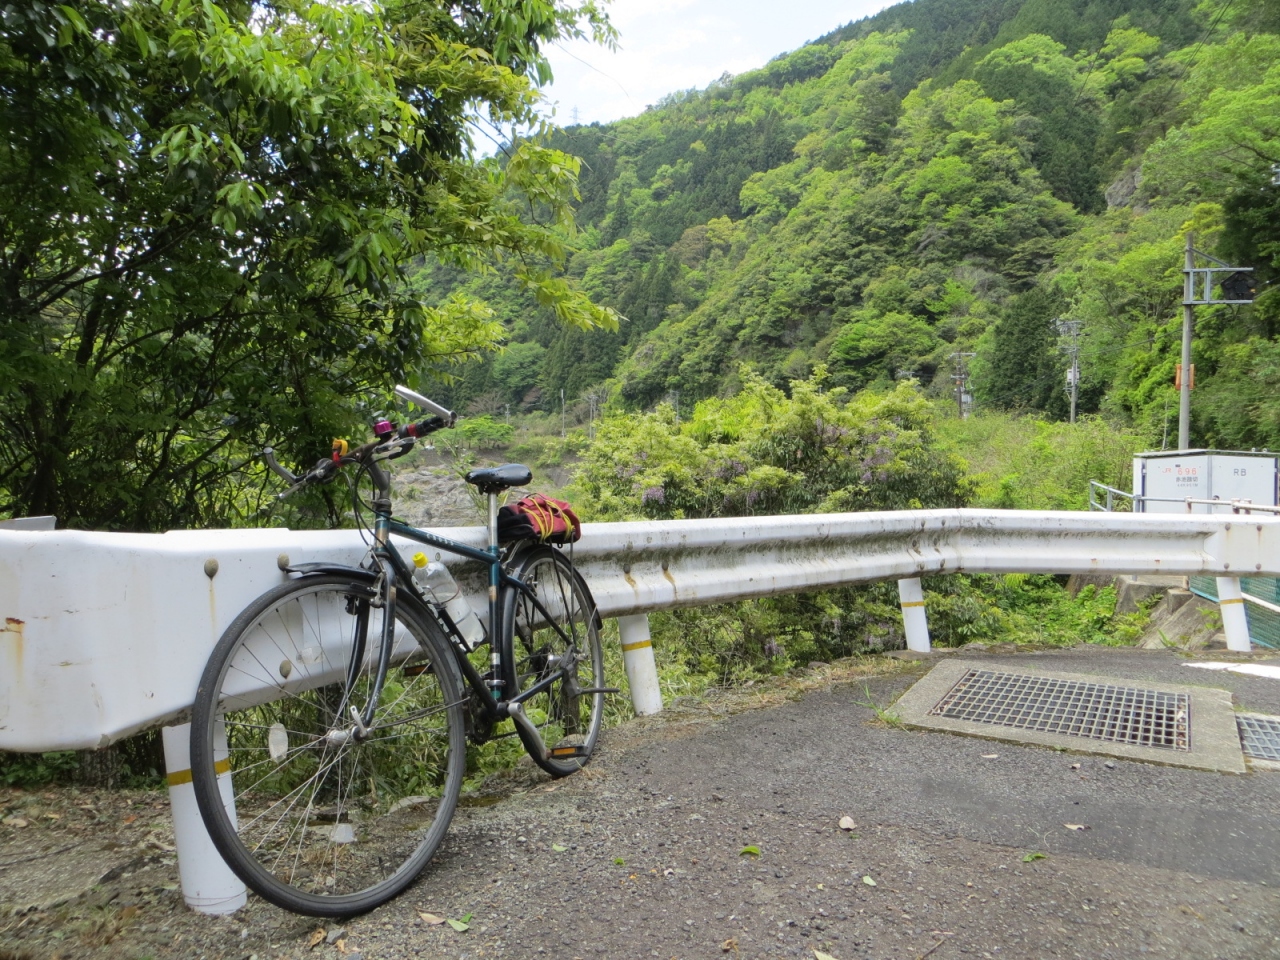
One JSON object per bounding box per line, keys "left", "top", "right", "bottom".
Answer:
{"left": 351, "top": 452, "right": 581, "bottom": 741}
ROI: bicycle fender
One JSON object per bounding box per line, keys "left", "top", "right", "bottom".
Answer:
{"left": 283, "top": 561, "right": 374, "bottom": 579}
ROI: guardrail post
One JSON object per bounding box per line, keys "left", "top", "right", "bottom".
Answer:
{"left": 618, "top": 614, "right": 663, "bottom": 715}
{"left": 161, "top": 722, "right": 247, "bottom": 915}
{"left": 897, "top": 578, "right": 931, "bottom": 653}
{"left": 1215, "top": 577, "right": 1252, "bottom": 653}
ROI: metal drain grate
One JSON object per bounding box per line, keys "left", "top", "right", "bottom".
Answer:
{"left": 1237, "top": 714, "right": 1280, "bottom": 762}
{"left": 928, "top": 669, "right": 1190, "bottom": 751}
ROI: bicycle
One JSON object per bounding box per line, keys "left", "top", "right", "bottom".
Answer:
{"left": 189, "top": 386, "right": 614, "bottom": 917}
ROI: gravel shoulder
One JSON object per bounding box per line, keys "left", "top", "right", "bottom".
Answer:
{"left": 4, "top": 649, "right": 1280, "bottom": 960}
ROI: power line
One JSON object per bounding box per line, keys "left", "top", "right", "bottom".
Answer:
{"left": 975, "top": 334, "right": 1161, "bottom": 410}
{"left": 1136, "top": 0, "right": 1238, "bottom": 130}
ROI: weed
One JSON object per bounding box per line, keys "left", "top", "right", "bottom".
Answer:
{"left": 852, "top": 684, "right": 904, "bottom": 728}
{"left": 76, "top": 904, "right": 139, "bottom": 947}
{"left": 0, "top": 751, "right": 78, "bottom": 788}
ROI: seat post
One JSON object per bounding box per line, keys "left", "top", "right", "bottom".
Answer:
{"left": 486, "top": 490, "right": 502, "bottom": 696}
{"left": 487, "top": 491, "right": 500, "bottom": 553}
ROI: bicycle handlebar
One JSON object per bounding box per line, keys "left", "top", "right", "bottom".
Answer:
{"left": 263, "top": 389, "right": 454, "bottom": 498}
{"left": 394, "top": 385, "right": 455, "bottom": 425}
{"left": 262, "top": 447, "right": 298, "bottom": 484}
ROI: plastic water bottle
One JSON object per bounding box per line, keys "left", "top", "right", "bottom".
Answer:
{"left": 412, "top": 553, "right": 485, "bottom": 650}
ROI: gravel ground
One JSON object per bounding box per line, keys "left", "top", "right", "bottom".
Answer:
{"left": 4, "top": 649, "right": 1280, "bottom": 960}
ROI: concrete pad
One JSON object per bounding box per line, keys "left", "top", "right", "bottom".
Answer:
{"left": 893, "top": 658, "right": 1245, "bottom": 774}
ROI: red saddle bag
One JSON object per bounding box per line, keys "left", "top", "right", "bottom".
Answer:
{"left": 497, "top": 493, "right": 582, "bottom": 545}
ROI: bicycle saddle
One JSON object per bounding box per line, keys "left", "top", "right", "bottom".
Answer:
{"left": 465, "top": 463, "right": 533, "bottom": 494}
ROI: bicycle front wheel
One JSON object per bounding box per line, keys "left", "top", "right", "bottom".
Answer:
{"left": 501, "top": 546, "right": 605, "bottom": 777}
{"left": 190, "top": 573, "right": 466, "bottom": 917}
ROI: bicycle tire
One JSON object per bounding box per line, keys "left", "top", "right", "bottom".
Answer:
{"left": 190, "top": 573, "right": 466, "bottom": 917}
{"left": 500, "top": 546, "right": 605, "bottom": 777}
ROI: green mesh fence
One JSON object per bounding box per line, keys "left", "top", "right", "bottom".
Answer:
{"left": 1189, "top": 576, "right": 1280, "bottom": 650}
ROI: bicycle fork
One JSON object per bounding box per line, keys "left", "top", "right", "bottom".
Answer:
{"left": 329, "top": 510, "right": 401, "bottom": 744}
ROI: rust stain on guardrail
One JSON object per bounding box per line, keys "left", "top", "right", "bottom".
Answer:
{"left": 3, "top": 617, "right": 23, "bottom": 673}
{"left": 662, "top": 565, "right": 678, "bottom": 600}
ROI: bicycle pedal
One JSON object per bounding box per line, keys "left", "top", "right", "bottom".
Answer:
{"left": 548, "top": 744, "right": 591, "bottom": 760}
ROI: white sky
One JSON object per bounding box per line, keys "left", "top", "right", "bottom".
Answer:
{"left": 542, "top": 0, "right": 899, "bottom": 126}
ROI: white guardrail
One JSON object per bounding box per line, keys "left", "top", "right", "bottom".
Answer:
{"left": 5, "top": 508, "right": 1280, "bottom": 754}
{"left": 4, "top": 508, "right": 1279, "bottom": 914}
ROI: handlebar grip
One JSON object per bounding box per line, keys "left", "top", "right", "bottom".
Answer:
{"left": 394, "top": 385, "right": 455, "bottom": 425}
{"left": 262, "top": 447, "right": 299, "bottom": 484}
{"left": 397, "top": 417, "right": 446, "bottom": 440}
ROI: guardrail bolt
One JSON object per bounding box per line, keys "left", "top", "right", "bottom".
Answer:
{"left": 203, "top": 559, "right": 219, "bottom": 579}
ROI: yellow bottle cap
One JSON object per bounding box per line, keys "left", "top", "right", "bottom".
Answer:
{"left": 412, "top": 552, "right": 428, "bottom": 568}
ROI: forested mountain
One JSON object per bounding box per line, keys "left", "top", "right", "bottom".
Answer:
{"left": 424, "top": 0, "right": 1280, "bottom": 451}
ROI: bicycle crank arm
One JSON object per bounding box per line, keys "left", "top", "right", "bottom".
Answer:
{"left": 504, "top": 702, "right": 548, "bottom": 760}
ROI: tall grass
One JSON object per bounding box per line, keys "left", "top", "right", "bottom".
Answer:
{"left": 938, "top": 411, "right": 1144, "bottom": 510}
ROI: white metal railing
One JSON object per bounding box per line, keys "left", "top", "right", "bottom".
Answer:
{"left": 4, "top": 508, "right": 1280, "bottom": 753}
{"left": 1089, "top": 480, "right": 1280, "bottom": 516}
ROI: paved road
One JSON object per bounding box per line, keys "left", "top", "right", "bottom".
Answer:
{"left": 5, "top": 647, "right": 1280, "bottom": 959}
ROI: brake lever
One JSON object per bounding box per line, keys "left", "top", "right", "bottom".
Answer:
{"left": 273, "top": 456, "right": 340, "bottom": 499}
{"left": 381, "top": 437, "right": 416, "bottom": 461}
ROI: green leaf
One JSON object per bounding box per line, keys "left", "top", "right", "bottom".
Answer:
{"left": 552, "top": 843, "right": 568, "bottom": 852}
{"left": 446, "top": 917, "right": 470, "bottom": 932}
{"left": 58, "top": 6, "right": 89, "bottom": 33}
{"left": 740, "top": 845, "right": 761, "bottom": 857}
{"left": 861, "top": 875, "right": 877, "bottom": 886}
{"left": 1022, "top": 851, "right": 1048, "bottom": 862}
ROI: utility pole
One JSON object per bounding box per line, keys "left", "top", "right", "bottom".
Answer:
{"left": 950, "top": 352, "right": 975, "bottom": 419}
{"left": 1178, "top": 233, "right": 1195, "bottom": 451}
{"left": 1177, "top": 233, "right": 1256, "bottom": 450}
{"left": 1055, "top": 319, "right": 1083, "bottom": 424}
{"left": 585, "top": 390, "right": 604, "bottom": 440}
{"left": 560, "top": 388, "right": 565, "bottom": 440}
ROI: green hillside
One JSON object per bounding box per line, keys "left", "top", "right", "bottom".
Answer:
{"left": 425, "top": 0, "right": 1280, "bottom": 451}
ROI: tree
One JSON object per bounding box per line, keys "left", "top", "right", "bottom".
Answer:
{"left": 975, "top": 287, "right": 1068, "bottom": 415}
{"left": 0, "top": 0, "right": 615, "bottom": 530}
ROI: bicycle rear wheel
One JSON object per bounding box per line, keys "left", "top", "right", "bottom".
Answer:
{"left": 501, "top": 546, "right": 605, "bottom": 777}
{"left": 190, "top": 573, "right": 466, "bottom": 917}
